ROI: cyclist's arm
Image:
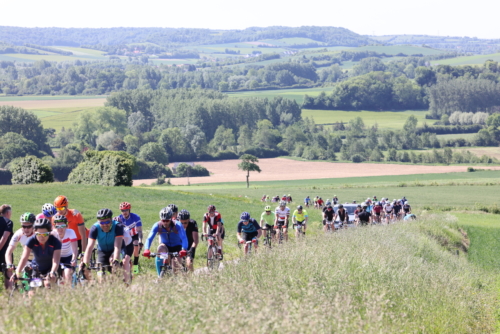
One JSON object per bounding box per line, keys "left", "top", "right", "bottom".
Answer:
{"left": 304, "top": 213, "right": 309, "bottom": 224}
{"left": 82, "top": 238, "right": 96, "bottom": 265}
{"left": 15, "top": 246, "right": 31, "bottom": 277}
{"left": 70, "top": 240, "right": 78, "bottom": 263}
{"left": 236, "top": 223, "right": 243, "bottom": 241}
{"left": 254, "top": 221, "right": 262, "bottom": 238}
{"left": 177, "top": 223, "right": 189, "bottom": 250}
{"left": 112, "top": 220, "right": 124, "bottom": 261}
{"left": 136, "top": 226, "right": 143, "bottom": 244}
{"left": 202, "top": 221, "right": 208, "bottom": 236}
{"left": 0, "top": 230, "right": 11, "bottom": 251}
{"left": 144, "top": 224, "right": 158, "bottom": 250}
{"left": 75, "top": 213, "right": 87, "bottom": 252}
{"left": 5, "top": 236, "right": 19, "bottom": 266}
{"left": 51, "top": 249, "right": 61, "bottom": 275}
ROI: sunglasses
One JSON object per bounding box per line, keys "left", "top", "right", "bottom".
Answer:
{"left": 35, "top": 232, "right": 50, "bottom": 237}
{"left": 55, "top": 224, "right": 67, "bottom": 229}
{"left": 55, "top": 206, "right": 66, "bottom": 211}
{"left": 161, "top": 219, "right": 171, "bottom": 223}
{"left": 120, "top": 210, "right": 129, "bottom": 212}
{"left": 181, "top": 222, "right": 189, "bottom": 225}
{"left": 265, "top": 210, "right": 271, "bottom": 212}
{"left": 22, "top": 225, "right": 33, "bottom": 229}
{"left": 242, "top": 220, "right": 249, "bottom": 223}
{"left": 98, "top": 220, "right": 111, "bottom": 225}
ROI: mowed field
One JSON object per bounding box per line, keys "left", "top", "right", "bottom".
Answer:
{"left": 431, "top": 52, "right": 500, "bottom": 66}
{"left": 0, "top": 47, "right": 108, "bottom": 63}
{"left": 302, "top": 109, "right": 428, "bottom": 130}
{"left": 228, "top": 86, "right": 333, "bottom": 103}
{"left": 134, "top": 157, "right": 500, "bottom": 186}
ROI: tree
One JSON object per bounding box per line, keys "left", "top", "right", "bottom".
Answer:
{"left": 68, "top": 150, "right": 135, "bottom": 186}
{"left": 9, "top": 155, "right": 53, "bottom": 184}
{"left": 138, "top": 142, "right": 169, "bottom": 165}
{"left": 238, "top": 154, "right": 261, "bottom": 188}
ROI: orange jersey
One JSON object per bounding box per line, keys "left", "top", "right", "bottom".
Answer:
{"left": 52, "top": 209, "right": 85, "bottom": 240}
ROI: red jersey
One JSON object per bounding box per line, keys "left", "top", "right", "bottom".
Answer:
{"left": 203, "top": 212, "right": 222, "bottom": 229}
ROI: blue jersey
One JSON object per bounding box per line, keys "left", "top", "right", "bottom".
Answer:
{"left": 304, "top": 198, "right": 310, "bottom": 204}
{"left": 237, "top": 218, "right": 261, "bottom": 234}
{"left": 118, "top": 212, "right": 142, "bottom": 236}
{"left": 27, "top": 235, "right": 62, "bottom": 272}
{"left": 145, "top": 221, "right": 188, "bottom": 250}
{"left": 89, "top": 221, "right": 124, "bottom": 253}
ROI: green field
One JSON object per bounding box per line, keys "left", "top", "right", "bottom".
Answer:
{"left": 430, "top": 52, "right": 500, "bottom": 66}
{"left": 1, "top": 172, "right": 500, "bottom": 332}
{"left": 302, "top": 108, "right": 428, "bottom": 130}
{"left": 187, "top": 42, "right": 288, "bottom": 55}
{"left": 356, "top": 45, "right": 445, "bottom": 56}
{"left": 228, "top": 87, "right": 333, "bottom": 103}
{"left": 0, "top": 47, "right": 109, "bottom": 63}
{"left": 35, "top": 107, "right": 100, "bottom": 131}
{"left": 436, "top": 133, "right": 477, "bottom": 140}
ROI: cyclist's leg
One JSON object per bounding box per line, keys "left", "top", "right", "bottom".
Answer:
{"left": 123, "top": 241, "right": 134, "bottom": 282}
{"left": 155, "top": 243, "right": 168, "bottom": 276}
{"left": 59, "top": 255, "right": 73, "bottom": 284}
{"left": 283, "top": 221, "right": 289, "bottom": 241}
{"left": 187, "top": 247, "right": 195, "bottom": 271}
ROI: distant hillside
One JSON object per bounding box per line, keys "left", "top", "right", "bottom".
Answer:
{"left": 0, "top": 26, "right": 376, "bottom": 49}
{"left": 371, "top": 34, "right": 500, "bottom": 54}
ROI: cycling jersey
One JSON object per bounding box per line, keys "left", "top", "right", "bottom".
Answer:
{"left": 260, "top": 211, "right": 274, "bottom": 226}
{"left": 89, "top": 221, "right": 124, "bottom": 253}
{"left": 403, "top": 204, "right": 411, "bottom": 213}
{"left": 393, "top": 204, "right": 402, "bottom": 213}
{"left": 56, "top": 228, "right": 77, "bottom": 258}
{"left": 117, "top": 212, "right": 142, "bottom": 237}
{"left": 52, "top": 209, "right": 85, "bottom": 241}
{"left": 373, "top": 206, "right": 382, "bottom": 214}
{"left": 275, "top": 207, "right": 290, "bottom": 221}
{"left": 304, "top": 198, "right": 310, "bottom": 204}
{"left": 237, "top": 219, "right": 261, "bottom": 234}
{"left": 9, "top": 229, "right": 33, "bottom": 247}
{"left": 384, "top": 205, "right": 393, "bottom": 213}
{"left": 145, "top": 221, "right": 188, "bottom": 250}
{"left": 203, "top": 212, "right": 223, "bottom": 230}
{"left": 26, "top": 235, "right": 62, "bottom": 273}
{"left": 335, "top": 209, "right": 347, "bottom": 222}
{"left": 324, "top": 209, "right": 334, "bottom": 221}
{"left": 292, "top": 209, "right": 308, "bottom": 223}
{"left": 184, "top": 219, "right": 198, "bottom": 249}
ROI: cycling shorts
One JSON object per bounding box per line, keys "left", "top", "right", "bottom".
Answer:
{"left": 77, "top": 240, "right": 83, "bottom": 255}
{"left": 164, "top": 245, "right": 182, "bottom": 253}
{"left": 276, "top": 221, "right": 288, "bottom": 229}
{"left": 242, "top": 231, "right": 258, "bottom": 242}
{"left": 97, "top": 250, "right": 114, "bottom": 266}
{"left": 323, "top": 219, "right": 334, "bottom": 226}
{"left": 375, "top": 212, "right": 381, "bottom": 216}
{"left": 58, "top": 255, "right": 74, "bottom": 276}
{"left": 131, "top": 234, "right": 139, "bottom": 242}
{"left": 188, "top": 247, "right": 196, "bottom": 260}
{"left": 122, "top": 241, "right": 134, "bottom": 257}
{"left": 209, "top": 228, "right": 225, "bottom": 240}
{"left": 294, "top": 221, "right": 305, "bottom": 227}
{"left": 264, "top": 223, "right": 274, "bottom": 230}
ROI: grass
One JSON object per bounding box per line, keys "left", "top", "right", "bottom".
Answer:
{"left": 356, "top": 45, "right": 446, "bottom": 56}
{"left": 36, "top": 107, "right": 101, "bottom": 131}
{"left": 431, "top": 53, "right": 500, "bottom": 66}
{"left": 302, "top": 109, "right": 428, "bottom": 130}
{"left": 228, "top": 86, "right": 333, "bottom": 104}
{"left": 436, "top": 133, "right": 477, "bottom": 140}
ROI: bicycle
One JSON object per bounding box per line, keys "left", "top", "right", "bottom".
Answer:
{"left": 324, "top": 220, "right": 334, "bottom": 233}
{"left": 261, "top": 227, "right": 273, "bottom": 249}
{"left": 150, "top": 252, "right": 187, "bottom": 277}
{"left": 238, "top": 238, "right": 257, "bottom": 255}
{"left": 293, "top": 223, "right": 305, "bottom": 238}
{"left": 202, "top": 233, "right": 221, "bottom": 271}
{"left": 274, "top": 225, "right": 286, "bottom": 244}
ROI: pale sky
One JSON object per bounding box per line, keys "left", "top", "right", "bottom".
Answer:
{"left": 3, "top": 0, "right": 498, "bottom": 39}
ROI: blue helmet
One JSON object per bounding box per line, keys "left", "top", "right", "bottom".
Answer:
{"left": 42, "top": 203, "right": 56, "bottom": 218}
{"left": 240, "top": 212, "right": 250, "bottom": 221}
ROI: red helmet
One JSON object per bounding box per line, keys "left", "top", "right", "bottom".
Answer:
{"left": 54, "top": 195, "right": 68, "bottom": 208}
{"left": 119, "top": 202, "right": 131, "bottom": 210}
{"left": 207, "top": 205, "right": 216, "bottom": 212}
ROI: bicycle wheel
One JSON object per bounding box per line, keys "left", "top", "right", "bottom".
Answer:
{"left": 207, "top": 245, "right": 219, "bottom": 270}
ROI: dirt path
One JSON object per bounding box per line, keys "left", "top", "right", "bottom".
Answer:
{"left": 0, "top": 98, "right": 106, "bottom": 109}
{"left": 133, "top": 158, "right": 500, "bottom": 186}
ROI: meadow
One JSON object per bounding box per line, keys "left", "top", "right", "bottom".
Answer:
{"left": 0, "top": 47, "right": 108, "bottom": 63}
{"left": 431, "top": 52, "right": 500, "bottom": 66}
{"left": 0, "top": 172, "right": 499, "bottom": 332}
{"left": 227, "top": 86, "right": 333, "bottom": 103}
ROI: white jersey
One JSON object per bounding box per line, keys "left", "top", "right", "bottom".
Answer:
{"left": 123, "top": 228, "right": 132, "bottom": 246}
{"left": 54, "top": 228, "right": 78, "bottom": 258}
{"left": 275, "top": 207, "right": 290, "bottom": 221}
{"left": 9, "top": 229, "right": 32, "bottom": 247}
{"left": 384, "top": 204, "right": 393, "bottom": 213}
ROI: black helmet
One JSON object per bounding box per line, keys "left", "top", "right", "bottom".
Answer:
{"left": 178, "top": 209, "right": 190, "bottom": 220}
{"left": 97, "top": 208, "right": 113, "bottom": 220}
{"left": 34, "top": 218, "right": 52, "bottom": 231}
{"left": 160, "top": 207, "right": 173, "bottom": 220}
{"left": 167, "top": 204, "right": 178, "bottom": 213}
{"left": 297, "top": 205, "right": 303, "bottom": 210}
{"left": 20, "top": 212, "right": 36, "bottom": 224}
{"left": 338, "top": 204, "right": 344, "bottom": 209}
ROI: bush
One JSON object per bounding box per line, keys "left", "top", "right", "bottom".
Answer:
{"left": 134, "top": 160, "right": 173, "bottom": 179}
{"left": 0, "top": 169, "right": 12, "bottom": 185}
{"left": 176, "top": 163, "right": 210, "bottom": 177}
{"left": 68, "top": 150, "right": 136, "bottom": 186}
{"left": 9, "top": 155, "right": 54, "bottom": 184}
{"left": 212, "top": 150, "right": 239, "bottom": 160}
{"left": 50, "top": 164, "right": 74, "bottom": 182}
{"left": 351, "top": 154, "right": 364, "bottom": 163}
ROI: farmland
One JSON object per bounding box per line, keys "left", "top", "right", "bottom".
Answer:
{"left": 228, "top": 86, "right": 333, "bottom": 103}
{"left": 0, "top": 46, "right": 108, "bottom": 63}
{"left": 430, "top": 52, "right": 500, "bottom": 66}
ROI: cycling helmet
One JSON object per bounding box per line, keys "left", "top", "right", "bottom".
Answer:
{"left": 160, "top": 207, "right": 173, "bottom": 220}
{"left": 353, "top": 200, "right": 357, "bottom": 203}
{"left": 326, "top": 201, "right": 331, "bottom": 206}
{"left": 119, "top": 202, "right": 131, "bottom": 210}
{"left": 54, "top": 195, "right": 68, "bottom": 207}
{"left": 167, "top": 204, "right": 178, "bottom": 213}
{"left": 42, "top": 203, "right": 56, "bottom": 217}
{"left": 34, "top": 218, "right": 52, "bottom": 231}
{"left": 327, "top": 204, "right": 333, "bottom": 208}
{"left": 405, "top": 201, "right": 409, "bottom": 205}
{"left": 207, "top": 205, "right": 216, "bottom": 212}
{"left": 376, "top": 202, "right": 381, "bottom": 206}
{"left": 20, "top": 212, "right": 35, "bottom": 224}
{"left": 53, "top": 214, "right": 68, "bottom": 224}
{"left": 264, "top": 205, "right": 271, "bottom": 211}
{"left": 297, "top": 205, "right": 303, "bottom": 210}
{"left": 97, "top": 208, "right": 113, "bottom": 220}
{"left": 362, "top": 202, "right": 368, "bottom": 208}
{"left": 178, "top": 209, "right": 190, "bottom": 220}
{"left": 240, "top": 212, "right": 250, "bottom": 221}
{"left": 280, "top": 201, "right": 287, "bottom": 207}
{"left": 338, "top": 204, "right": 344, "bottom": 209}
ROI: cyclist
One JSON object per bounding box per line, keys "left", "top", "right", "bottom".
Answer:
{"left": 322, "top": 204, "right": 335, "bottom": 232}
{"left": 36, "top": 203, "right": 57, "bottom": 220}
{"left": 168, "top": 204, "right": 179, "bottom": 221}
{"left": 237, "top": 212, "right": 262, "bottom": 255}
{"left": 358, "top": 203, "right": 372, "bottom": 226}
{"left": 11, "top": 218, "right": 61, "bottom": 290}
{"left": 334, "top": 204, "right": 349, "bottom": 226}
{"left": 53, "top": 195, "right": 87, "bottom": 255}
{"left": 81, "top": 209, "right": 124, "bottom": 280}
{"left": 281, "top": 194, "right": 287, "bottom": 202}
{"left": 143, "top": 207, "right": 188, "bottom": 276}
{"left": 353, "top": 205, "right": 362, "bottom": 225}
{"left": 116, "top": 202, "right": 143, "bottom": 275}
{"left": 287, "top": 194, "right": 292, "bottom": 203}
{"left": 0, "top": 204, "right": 13, "bottom": 290}
{"left": 393, "top": 200, "right": 402, "bottom": 221}
{"left": 384, "top": 201, "right": 394, "bottom": 223}
{"left": 292, "top": 205, "right": 308, "bottom": 237}
{"left": 332, "top": 195, "right": 338, "bottom": 205}
{"left": 4, "top": 212, "right": 35, "bottom": 290}
{"left": 372, "top": 202, "right": 382, "bottom": 223}
{"left": 202, "top": 205, "right": 224, "bottom": 259}
{"left": 403, "top": 201, "right": 412, "bottom": 215}
{"left": 52, "top": 214, "right": 78, "bottom": 285}
{"left": 274, "top": 201, "right": 290, "bottom": 242}
{"left": 178, "top": 209, "right": 198, "bottom": 272}
{"left": 260, "top": 205, "right": 274, "bottom": 240}
{"left": 261, "top": 195, "right": 266, "bottom": 202}
{"left": 304, "top": 196, "right": 311, "bottom": 208}
{"left": 317, "top": 197, "right": 324, "bottom": 209}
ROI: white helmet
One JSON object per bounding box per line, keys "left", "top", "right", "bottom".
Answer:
{"left": 405, "top": 201, "right": 409, "bottom": 205}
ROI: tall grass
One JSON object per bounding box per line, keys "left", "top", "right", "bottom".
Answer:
{"left": 0, "top": 215, "right": 495, "bottom": 333}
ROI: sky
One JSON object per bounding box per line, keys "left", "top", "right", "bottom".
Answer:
{"left": 2, "top": 0, "right": 498, "bottom": 39}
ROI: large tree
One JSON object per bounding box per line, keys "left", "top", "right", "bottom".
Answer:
{"left": 238, "top": 154, "right": 261, "bottom": 188}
